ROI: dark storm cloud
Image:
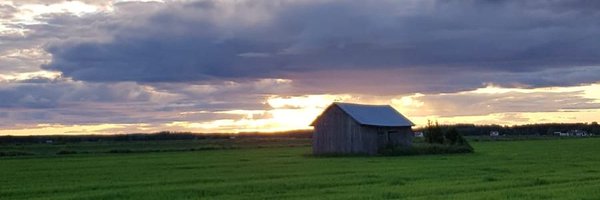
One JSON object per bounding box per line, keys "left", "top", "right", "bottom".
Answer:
{"left": 286, "top": 66, "right": 600, "bottom": 95}
{"left": 0, "top": 1, "right": 161, "bottom": 73}
{"left": 42, "top": 0, "right": 600, "bottom": 90}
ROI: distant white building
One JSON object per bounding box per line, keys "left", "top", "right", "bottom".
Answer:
{"left": 490, "top": 131, "right": 500, "bottom": 137}
{"left": 557, "top": 132, "right": 570, "bottom": 137}
{"left": 555, "top": 130, "right": 589, "bottom": 137}
{"left": 568, "top": 130, "right": 588, "bottom": 137}
{"left": 414, "top": 132, "right": 424, "bottom": 138}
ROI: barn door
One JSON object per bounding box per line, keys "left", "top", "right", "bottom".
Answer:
{"left": 387, "top": 131, "right": 398, "bottom": 147}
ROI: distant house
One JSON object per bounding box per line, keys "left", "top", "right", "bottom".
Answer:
{"left": 414, "top": 132, "right": 424, "bottom": 138}
{"left": 310, "top": 102, "right": 415, "bottom": 155}
{"left": 556, "top": 132, "right": 570, "bottom": 137}
{"left": 555, "top": 130, "right": 589, "bottom": 137}
{"left": 490, "top": 131, "right": 500, "bottom": 137}
{"left": 568, "top": 130, "right": 588, "bottom": 137}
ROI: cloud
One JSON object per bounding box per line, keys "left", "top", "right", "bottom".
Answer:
{"left": 2, "top": 0, "right": 600, "bottom": 134}
{"left": 0, "top": 80, "right": 154, "bottom": 109}
{"left": 0, "top": 77, "right": 292, "bottom": 128}
{"left": 391, "top": 84, "right": 600, "bottom": 118}
{"left": 0, "top": 4, "right": 18, "bottom": 19}
{"left": 0, "top": 79, "right": 170, "bottom": 127}
{"left": 5, "top": 0, "right": 108, "bottom": 5}
{"left": 0, "top": 47, "right": 52, "bottom": 74}
{"left": 0, "top": 1, "right": 164, "bottom": 73}
{"left": 39, "top": 0, "right": 600, "bottom": 93}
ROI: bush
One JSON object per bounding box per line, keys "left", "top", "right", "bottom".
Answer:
{"left": 445, "top": 128, "right": 460, "bottom": 144}
{"left": 425, "top": 120, "right": 445, "bottom": 144}
{"left": 381, "top": 122, "right": 474, "bottom": 156}
{"left": 423, "top": 121, "right": 474, "bottom": 151}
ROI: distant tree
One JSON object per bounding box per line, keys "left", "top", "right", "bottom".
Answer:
{"left": 425, "top": 120, "right": 444, "bottom": 144}
{"left": 421, "top": 122, "right": 473, "bottom": 153}
{"left": 547, "top": 127, "right": 557, "bottom": 135}
{"left": 414, "top": 122, "right": 600, "bottom": 137}
{"left": 591, "top": 122, "right": 600, "bottom": 134}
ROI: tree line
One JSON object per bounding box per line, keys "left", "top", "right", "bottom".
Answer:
{"left": 2, "top": 122, "right": 598, "bottom": 144}
{"left": 414, "top": 122, "right": 600, "bottom": 136}
{"left": 0, "top": 130, "right": 312, "bottom": 144}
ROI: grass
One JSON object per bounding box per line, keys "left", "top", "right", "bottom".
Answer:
{"left": 2, "top": 138, "right": 600, "bottom": 199}
{"left": 379, "top": 143, "right": 474, "bottom": 156}
{"left": 0, "top": 138, "right": 311, "bottom": 157}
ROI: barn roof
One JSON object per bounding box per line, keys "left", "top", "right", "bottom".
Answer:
{"left": 311, "top": 102, "right": 415, "bottom": 127}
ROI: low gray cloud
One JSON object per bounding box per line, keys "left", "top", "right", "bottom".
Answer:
{"left": 447, "top": 91, "right": 597, "bottom": 116}
{"left": 0, "top": 77, "right": 288, "bottom": 127}
{"left": 0, "top": 79, "right": 160, "bottom": 127}
{"left": 0, "top": 80, "right": 153, "bottom": 109}
{"left": 40, "top": 0, "right": 600, "bottom": 93}
{"left": 401, "top": 89, "right": 600, "bottom": 118}
{"left": 6, "top": 0, "right": 111, "bottom": 6}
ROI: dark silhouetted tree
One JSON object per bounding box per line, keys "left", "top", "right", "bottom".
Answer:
{"left": 425, "top": 120, "right": 444, "bottom": 144}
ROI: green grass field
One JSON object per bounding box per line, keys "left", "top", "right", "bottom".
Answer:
{"left": 0, "top": 138, "right": 311, "bottom": 156}
{"left": 2, "top": 138, "right": 600, "bottom": 199}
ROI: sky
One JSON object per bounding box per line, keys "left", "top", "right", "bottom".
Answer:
{"left": 1, "top": 0, "right": 599, "bottom": 135}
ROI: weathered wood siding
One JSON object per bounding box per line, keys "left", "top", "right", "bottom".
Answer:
{"left": 358, "top": 126, "right": 413, "bottom": 154}
{"left": 312, "top": 105, "right": 413, "bottom": 155}
{"left": 313, "top": 105, "right": 366, "bottom": 155}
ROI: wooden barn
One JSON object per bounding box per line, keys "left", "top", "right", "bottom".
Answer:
{"left": 310, "top": 102, "right": 415, "bottom": 155}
